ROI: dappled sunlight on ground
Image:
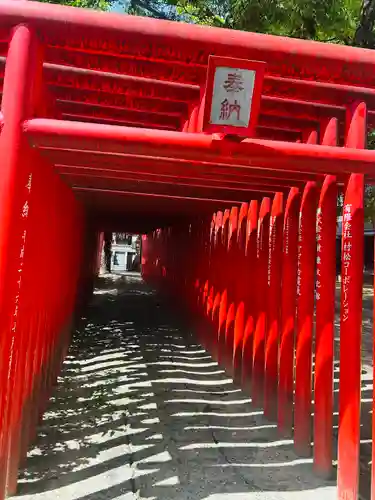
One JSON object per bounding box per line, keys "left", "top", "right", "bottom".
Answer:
{"left": 16, "top": 274, "right": 337, "bottom": 499}
{"left": 333, "top": 280, "right": 374, "bottom": 497}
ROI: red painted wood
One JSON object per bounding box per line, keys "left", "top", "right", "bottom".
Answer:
{"left": 338, "top": 174, "right": 364, "bottom": 500}
{"left": 252, "top": 197, "right": 271, "bottom": 408}
{"left": 0, "top": 24, "right": 43, "bottom": 497}
{"left": 233, "top": 203, "right": 248, "bottom": 384}
{"left": 233, "top": 302, "right": 245, "bottom": 383}
{"left": 1, "top": 5, "right": 375, "bottom": 498}
{"left": 277, "top": 186, "right": 300, "bottom": 436}
{"left": 225, "top": 302, "right": 236, "bottom": 375}
{"left": 337, "top": 102, "right": 366, "bottom": 500}
{"left": 24, "top": 119, "right": 375, "bottom": 176}
{"left": 372, "top": 237, "right": 375, "bottom": 500}
{"left": 313, "top": 118, "right": 338, "bottom": 477}
{"left": 225, "top": 206, "right": 239, "bottom": 376}
{"left": 264, "top": 192, "right": 284, "bottom": 420}
{"left": 241, "top": 200, "right": 258, "bottom": 388}
{"left": 313, "top": 174, "right": 337, "bottom": 477}
{"left": 57, "top": 147, "right": 317, "bottom": 179}
{"left": 14, "top": 59, "right": 375, "bottom": 113}
{"left": 203, "top": 214, "right": 216, "bottom": 316}
{"left": 294, "top": 181, "right": 318, "bottom": 456}
{"left": 2, "top": 0, "right": 375, "bottom": 90}
{"left": 210, "top": 211, "right": 223, "bottom": 362}
{"left": 218, "top": 210, "right": 230, "bottom": 367}
{"left": 203, "top": 56, "right": 266, "bottom": 137}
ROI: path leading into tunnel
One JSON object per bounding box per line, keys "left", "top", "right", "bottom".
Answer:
{"left": 16, "top": 273, "right": 336, "bottom": 500}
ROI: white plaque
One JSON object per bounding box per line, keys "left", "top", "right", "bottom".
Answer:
{"left": 210, "top": 66, "right": 255, "bottom": 128}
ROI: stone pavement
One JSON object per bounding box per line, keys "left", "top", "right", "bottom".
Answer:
{"left": 15, "top": 274, "right": 337, "bottom": 500}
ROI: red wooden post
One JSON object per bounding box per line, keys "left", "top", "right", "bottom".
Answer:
{"left": 6, "top": 155, "right": 39, "bottom": 494}
{"left": 338, "top": 102, "right": 366, "bottom": 500}
{"left": 192, "top": 220, "right": 203, "bottom": 315}
{"left": 20, "top": 166, "right": 47, "bottom": 463}
{"left": 225, "top": 206, "right": 239, "bottom": 376}
{"left": 206, "top": 214, "right": 217, "bottom": 316}
{"left": 202, "top": 214, "right": 216, "bottom": 317}
{"left": 187, "top": 106, "right": 198, "bottom": 133}
{"left": 38, "top": 171, "right": 61, "bottom": 422}
{"left": 313, "top": 117, "right": 338, "bottom": 478}
{"left": 242, "top": 200, "right": 258, "bottom": 388}
{"left": 218, "top": 209, "right": 230, "bottom": 366}
{"left": 210, "top": 211, "right": 223, "bottom": 361}
{"left": 252, "top": 197, "right": 271, "bottom": 408}
{"left": 313, "top": 174, "right": 337, "bottom": 476}
{"left": 278, "top": 186, "right": 300, "bottom": 436}
{"left": 264, "top": 192, "right": 284, "bottom": 420}
{"left": 0, "top": 24, "right": 43, "bottom": 497}
{"left": 304, "top": 129, "right": 319, "bottom": 145}
{"left": 294, "top": 181, "right": 318, "bottom": 456}
{"left": 372, "top": 236, "right": 375, "bottom": 500}
{"left": 233, "top": 202, "right": 248, "bottom": 383}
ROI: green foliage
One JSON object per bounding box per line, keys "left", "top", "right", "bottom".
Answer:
{"left": 127, "top": 0, "right": 182, "bottom": 20}
{"left": 39, "top": 0, "right": 364, "bottom": 45}
{"left": 171, "top": 0, "right": 230, "bottom": 26}
{"left": 364, "top": 186, "right": 375, "bottom": 226}
{"left": 159, "top": 0, "right": 362, "bottom": 44}
{"left": 37, "top": 0, "right": 111, "bottom": 9}
{"left": 365, "top": 130, "right": 375, "bottom": 227}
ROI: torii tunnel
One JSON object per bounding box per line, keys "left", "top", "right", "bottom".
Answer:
{"left": 1, "top": 1, "right": 375, "bottom": 499}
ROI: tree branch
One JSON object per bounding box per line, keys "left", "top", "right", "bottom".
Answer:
{"left": 131, "top": 0, "right": 168, "bottom": 19}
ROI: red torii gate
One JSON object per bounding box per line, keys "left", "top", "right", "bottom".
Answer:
{"left": 0, "top": 1, "right": 374, "bottom": 499}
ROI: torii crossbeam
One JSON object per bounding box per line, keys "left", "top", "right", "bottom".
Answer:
{"left": 0, "top": 2, "right": 374, "bottom": 499}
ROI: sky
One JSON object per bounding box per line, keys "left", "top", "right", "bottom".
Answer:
{"left": 111, "top": 0, "right": 128, "bottom": 12}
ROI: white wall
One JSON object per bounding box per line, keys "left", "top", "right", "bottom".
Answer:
{"left": 112, "top": 242, "right": 136, "bottom": 272}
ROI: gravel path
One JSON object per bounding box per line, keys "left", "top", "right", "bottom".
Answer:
{"left": 15, "top": 273, "right": 336, "bottom": 500}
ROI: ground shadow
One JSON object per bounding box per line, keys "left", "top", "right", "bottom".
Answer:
{"left": 15, "top": 274, "right": 343, "bottom": 500}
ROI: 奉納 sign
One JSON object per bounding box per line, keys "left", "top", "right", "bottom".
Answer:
{"left": 202, "top": 56, "right": 266, "bottom": 137}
